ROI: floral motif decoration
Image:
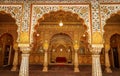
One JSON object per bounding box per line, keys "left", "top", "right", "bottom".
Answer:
{"left": 91, "top": 1, "right": 100, "bottom": 32}
{"left": 22, "top": 2, "right": 31, "bottom": 31}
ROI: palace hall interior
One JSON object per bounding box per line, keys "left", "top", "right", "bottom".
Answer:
{"left": 0, "top": 0, "right": 120, "bottom": 76}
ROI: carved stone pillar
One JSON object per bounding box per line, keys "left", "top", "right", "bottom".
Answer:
{"left": 105, "top": 44, "right": 112, "bottom": 73}
{"left": 42, "top": 40, "right": 49, "bottom": 72}
{"left": 74, "top": 40, "right": 79, "bottom": 72}
{"left": 19, "top": 44, "right": 31, "bottom": 76}
{"left": 11, "top": 42, "right": 19, "bottom": 71}
{"left": 91, "top": 44, "right": 103, "bottom": 76}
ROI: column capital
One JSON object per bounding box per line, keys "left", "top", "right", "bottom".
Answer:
{"left": 13, "top": 42, "right": 18, "bottom": 51}
{"left": 74, "top": 40, "right": 79, "bottom": 51}
{"left": 18, "top": 43, "right": 31, "bottom": 53}
{"left": 105, "top": 43, "right": 110, "bottom": 52}
{"left": 91, "top": 44, "right": 103, "bottom": 55}
{"left": 43, "top": 40, "right": 49, "bottom": 50}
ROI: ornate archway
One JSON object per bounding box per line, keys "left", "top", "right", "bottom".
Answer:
{"left": 110, "top": 34, "right": 120, "bottom": 68}
{"left": 31, "top": 4, "right": 91, "bottom": 44}
{"left": 0, "top": 11, "right": 18, "bottom": 42}
{"left": 32, "top": 10, "right": 88, "bottom": 65}
{"left": 49, "top": 33, "right": 73, "bottom": 64}
{"left": 104, "top": 13, "right": 120, "bottom": 44}
{"left": 0, "top": 33, "right": 14, "bottom": 66}
{"left": 0, "top": 4, "right": 22, "bottom": 42}
{"left": 103, "top": 12, "right": 120, "bottom": 72}
{"left": 0, "top": 10, "right": 18, "bottom": 70}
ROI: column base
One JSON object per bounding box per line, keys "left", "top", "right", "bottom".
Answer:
{"left": 74, "top": 67, "right": 80, "bottom": 72}
{"left": 11, "top": 66, "right": 18, "bottom": 71}
{"left": 42, "top": 67, "right": 48, "bottom": 72}
{"left": 105, "top": 67, "right": 112, "bottom": 73}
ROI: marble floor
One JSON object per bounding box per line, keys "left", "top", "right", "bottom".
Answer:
{"left": 0, "top": 65, "right": 120, "bottom": 76}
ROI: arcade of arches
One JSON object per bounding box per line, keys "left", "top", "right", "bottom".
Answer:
{"left": 0, "top": 0, "right": 120, "bottom": 76}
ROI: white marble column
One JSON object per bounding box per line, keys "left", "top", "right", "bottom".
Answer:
{"left": 11, "top": 42, "right": 19, "bottom": 71}
{"left": 105, "top": 44, "right": 112, "bottom": 73}
{"left": 42, "top": 40, "right": 49, "bottom": 72}
{"left": 91, "top": 44, "right": 103, "bottom": 76}
{"left": 74, "top": 49, "right": 79, "bottom": 72}
{"left": 74, "top": 40, "right": 79, "bottom": 72}
{"left": 42, "top": 50, "right": 48, "bottom": 72}
{"left": 19, "top": 44, "right": 31, "bottom": 76}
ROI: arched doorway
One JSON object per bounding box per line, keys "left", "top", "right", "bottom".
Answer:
{"left": 0, "top": 33, "right": 14, "bottom": 66}
{"left": 32, "top": 10, "right": 88, "bottom": 67}
{"left": 0, "top": 11, "right": 18, "bottom": 66}
{"left": 104, "top": 13, "right": 120, "bottom": 69}
{"left": 49, "top": 33, "right": 73, "bottom": 64}
{"left": 110, "top": 34, "right": 120, "bottom": 68}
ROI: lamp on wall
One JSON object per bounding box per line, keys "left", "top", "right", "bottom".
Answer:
{"left": 59, "top": 21, "right": 63, "bottom": 27}
{"left": 36, "top": 33, "right": 40, "bottom": 36}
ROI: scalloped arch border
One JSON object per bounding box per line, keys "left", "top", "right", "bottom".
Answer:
{"left": 100, "top": 4, "right": 120, "bottom": 33}
{"left": 100, "top": 4, "right": 120, "bottom": 43}
{"left": 31, "top": 4, "right": 91, "bottom": 44}
{"left": 0, "top": 4, "right": 23, "bottom": 42}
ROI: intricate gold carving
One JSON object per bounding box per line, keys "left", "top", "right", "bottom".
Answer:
{"left": 74, "top": 40, "right": 79, "bottom": 50}
{"left": 19, "top": 32, "right": 29, "bottom": 43}
{"left": 43, "top": 40, "right": 49, "bottom": 50}
{"left": 92, "top": 32, "right": 103, "bottom": 44}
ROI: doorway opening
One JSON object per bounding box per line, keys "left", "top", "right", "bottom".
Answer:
{"left": 110, "top": 34, "right": 120, "bottom": 68}
{"left": 49, "top": 33, "right": 73, "bottom": 65}
{"left": 0, "top": 33, "right": 14, "bottom": 66}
